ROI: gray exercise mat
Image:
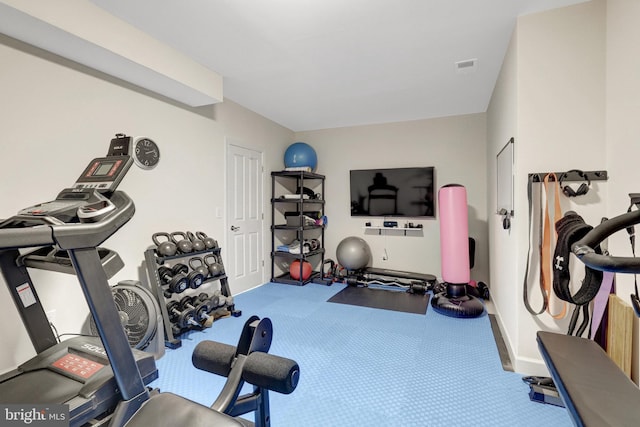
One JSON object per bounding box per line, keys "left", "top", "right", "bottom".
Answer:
{"left": 327, "top": 286, "right": 430, "bottom": 314}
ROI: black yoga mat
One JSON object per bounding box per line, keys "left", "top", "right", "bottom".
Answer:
{"left": 327, "top": 286, "right": 430, "bottom": 314}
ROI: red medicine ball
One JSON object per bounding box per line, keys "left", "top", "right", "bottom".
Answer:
{"left": 290, "top": 260, "right": 312, "bottom": 280}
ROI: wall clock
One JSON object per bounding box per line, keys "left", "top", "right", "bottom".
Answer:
{"left": 133, "top": 137, "right": 160, "bottom": 170}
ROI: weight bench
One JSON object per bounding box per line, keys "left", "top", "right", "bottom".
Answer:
{"left": 125, "top": 316, "right": 299, "bottom": 427}
{"left": 537, "top": 331, "right": 640, "bottom": 427}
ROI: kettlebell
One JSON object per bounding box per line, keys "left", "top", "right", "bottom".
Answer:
{"left": 204, "top": 254, "right": 225, "bottom": 277}
{"left": 171, "top": 231, "right": 193, "bottom": 254}
{"left": 187, "top": 231, "right": 206, "bottom": 252}
{"left": 196, "top": 231, "right": 217, "bottom": 249}
{"left": 189, "top": 257, "right": 210, "bottom": 280}
{"left": 152, "top": 232, "right": 177, "bottom": 257}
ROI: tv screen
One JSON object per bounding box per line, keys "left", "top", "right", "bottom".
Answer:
{"left": 350, "top": 167, "right": 435, "bottom": 218}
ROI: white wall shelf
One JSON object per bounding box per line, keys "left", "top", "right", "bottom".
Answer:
{"left": 363, "top": 226, "right": 423, "bottom": 236}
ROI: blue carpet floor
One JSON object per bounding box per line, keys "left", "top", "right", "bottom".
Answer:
{"left": 150, "top": 282, "right": 572, "bottom": 426}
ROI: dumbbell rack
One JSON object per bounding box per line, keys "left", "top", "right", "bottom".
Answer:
{"left": 144, "top": 245, "right": 241, "bottom": 349}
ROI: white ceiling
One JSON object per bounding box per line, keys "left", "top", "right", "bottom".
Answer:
{"left": 89, "top": 0, "right": 589, "bottom": 132}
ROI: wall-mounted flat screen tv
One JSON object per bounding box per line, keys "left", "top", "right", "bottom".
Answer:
{"left": 350, "top": 167, "right": 435, "bottom": 218}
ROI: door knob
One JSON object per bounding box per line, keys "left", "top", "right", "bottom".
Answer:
{"left": 230, "top": 225, "right": 240, "bottom": 231}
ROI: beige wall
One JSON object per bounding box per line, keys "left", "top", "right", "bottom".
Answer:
{"left": 0, "top": 35, "right": 293, "bottom": 372}
{"left": 486, "top": 27, "right": 520, "bottom": 369}
{"left": 486, "top": 0, "right": 640, "bottom": 377}
{"left": 516, "top": 0, "right": 606, "bottom": 374}
{"left": 295, "top": 113, "right": 488, "bottom": 283}
{"left": 605, "top": 0, "right": 640, "bottom": 384}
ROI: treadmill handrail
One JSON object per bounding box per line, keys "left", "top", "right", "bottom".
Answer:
{"left": 0, "top": 191, "right": 135, "bottom": 251}
{"left": 572, "top": 208, "right": 640, "bottom": 274}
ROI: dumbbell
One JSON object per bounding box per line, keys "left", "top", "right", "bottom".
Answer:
{"left": 179, "top": 295, "right": 214, "bottom": 323}
{"left": 195, "top": 292, "right": 218, "bottom": 307}
{"left": 157, "top": 266, "right": 189, "bottom": 294}
{"left": 173, "top": 262, "right": 204, "bottom": 289}
{"left": 209, "top": 290, "right": 223, "bottom": 308}
{"left": 166, "top": 300, "right": 201, "bottom": 329}
{"left": 196, "top": 292, "right": 210, "bottom": 302}
{"left": 206, "top": 290, "right": 230, "bottom": 309}
{"left": 211, "top": 290, "right": 234, "bottom": 308}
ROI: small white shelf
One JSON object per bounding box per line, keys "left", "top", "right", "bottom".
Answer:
{"left": 363, "top": 226, "right": 423, "bottom": 236}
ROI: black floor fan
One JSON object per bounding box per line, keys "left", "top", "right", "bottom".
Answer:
{"left": 86, "top": 280, "right": 164, "bottom": 359}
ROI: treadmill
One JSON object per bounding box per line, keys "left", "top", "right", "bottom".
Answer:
{"left": 0, "top": 138, "right": 157, "bottom": 427}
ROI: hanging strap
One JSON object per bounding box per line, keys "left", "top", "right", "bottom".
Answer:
{"left": 542, "top": 173, "right": 567, "bottom": 319}
{"left": 523, "top": 174, "right": 548, "bottom": 315}
{"left": 567, "top": 304, "right": 591, "bottom": 337}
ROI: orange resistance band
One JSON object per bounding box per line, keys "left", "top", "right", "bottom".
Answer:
{"left": 542, "top": 173, "right": 567, "bottom": 319}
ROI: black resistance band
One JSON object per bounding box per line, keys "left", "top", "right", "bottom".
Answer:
{"left": 523, "top": 174, "right": 548, "bottom": 315}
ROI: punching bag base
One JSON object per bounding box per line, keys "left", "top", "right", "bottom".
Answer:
{"left": 431, "top": 283, "right": 485, "bottom": 318}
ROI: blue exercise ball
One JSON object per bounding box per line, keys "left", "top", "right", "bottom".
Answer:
{"left": 284, "top": 142, "right": 317, "bottom": 171}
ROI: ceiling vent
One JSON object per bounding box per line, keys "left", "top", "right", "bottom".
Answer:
{"left": 455, "top": 58, "right": 478, "bottom": 74}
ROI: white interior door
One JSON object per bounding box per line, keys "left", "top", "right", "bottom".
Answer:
{"left": 225, "top": 140, "right": 264, "bottom": 293}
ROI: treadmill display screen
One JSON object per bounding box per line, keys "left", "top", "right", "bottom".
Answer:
{"left": 73, "top": 155, "right": 133, "bottom": 193}
{"left": 93, "top": 162, "right": 115, "bottom": 177}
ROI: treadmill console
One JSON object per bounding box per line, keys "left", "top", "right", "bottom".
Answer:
{"left": 15, "top": 155, "right": 133, "bottom": 224}
{"left": 0, "top": 135, "right": 152, "bottom": 248}
{"left": 72, "top": 155, "right": 132, "bottom": 193}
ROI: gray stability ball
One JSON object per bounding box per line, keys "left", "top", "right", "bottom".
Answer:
{"left": 336, "top": 236, "right": 371, "bottom": 271}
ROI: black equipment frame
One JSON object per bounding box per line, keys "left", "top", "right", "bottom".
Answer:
{"left": 0, "top": 187, "right": 151, "bottom": 426}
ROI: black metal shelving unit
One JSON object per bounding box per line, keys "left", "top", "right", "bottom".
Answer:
{"left": 271, "top": 171, "right": 325, "bottom": 285}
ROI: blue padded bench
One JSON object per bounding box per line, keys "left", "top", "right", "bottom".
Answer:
{"left": 537, "top": 331, "right": 640, "bottom": 427}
